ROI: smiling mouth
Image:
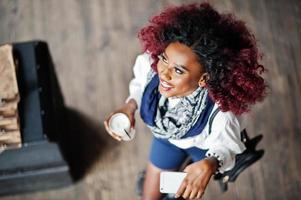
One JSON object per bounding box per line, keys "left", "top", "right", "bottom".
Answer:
{"left": 160, "top": 79, "right": 173, "bottom": 91}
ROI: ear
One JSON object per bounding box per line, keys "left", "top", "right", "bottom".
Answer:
{"left": 198, "top": 73, "right": 210, "bottom": 87}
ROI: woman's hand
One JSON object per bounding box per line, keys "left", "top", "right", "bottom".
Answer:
{"left": 175, "top": 157, "right": 219, "bottom": 199}
{"left": 103, "top": 99, "right": 137, "bottom": 141}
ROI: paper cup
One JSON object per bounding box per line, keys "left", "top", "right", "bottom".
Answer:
{"left": 109, "top": 113, "right": 135, "bottom": 141}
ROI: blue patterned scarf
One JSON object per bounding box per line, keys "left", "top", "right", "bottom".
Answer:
{"left": 140, "top": 71, "right": 214, "bottom": 139}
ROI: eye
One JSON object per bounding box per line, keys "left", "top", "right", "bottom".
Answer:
{"left": 158, "top": 54, "right": 168, "bottom": 64}
{"left": 174, "top": 67, "right": 184, "bottom": 75}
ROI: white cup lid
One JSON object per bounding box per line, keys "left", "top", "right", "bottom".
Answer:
{"left": 109, "top": 113, "right": 134, "bottom": 140}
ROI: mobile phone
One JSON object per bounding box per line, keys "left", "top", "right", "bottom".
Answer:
{"left": 160, "top": 172, "right": 187, "bottom": 194}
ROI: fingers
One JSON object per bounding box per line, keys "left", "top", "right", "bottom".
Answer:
{"left": 175, "top": 178, "right": 187, "bottom": 198}
{"left": 196, "top": 191, "right": 204, "bottom": 199}
{"left": 189, "top": 189, "right": 198, "bottom": 199}
{"left": 103, "top": 120, "right": 122, "bottom": 141}
{"left": 182, "top": 185, "right": 192, "bottom": 199}
{"left": 175, "top": 177, "right": 205, "bottom": 200}
{"left": 182, "top": 187, "right": 202, "bottom": 199}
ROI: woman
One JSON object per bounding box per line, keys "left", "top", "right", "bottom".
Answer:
{"left": 104, "top": 3, "right": 266, "bottom": 200}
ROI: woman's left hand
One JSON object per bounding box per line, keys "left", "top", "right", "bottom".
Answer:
{"left": 175, "top": 157, "right": 218, "bottom": 199}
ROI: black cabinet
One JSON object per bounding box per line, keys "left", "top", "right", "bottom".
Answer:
{"left": 0, "top": 41, "right": 72, "bottom": 196}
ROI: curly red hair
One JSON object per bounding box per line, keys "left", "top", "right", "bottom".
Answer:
{"left": 138, "top": 3, "right": 267, "bottom": 115}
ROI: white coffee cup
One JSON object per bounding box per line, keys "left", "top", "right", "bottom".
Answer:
{"left": 108, "top": 113, "right": 135, "bottom": 141}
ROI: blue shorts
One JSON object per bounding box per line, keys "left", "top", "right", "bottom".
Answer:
{"left": 149, "top": 137, "right": 208, "bottom": 170}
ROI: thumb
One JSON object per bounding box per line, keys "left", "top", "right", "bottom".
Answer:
{"left": 130, "top": 117, "right": 135, "bottom": 128}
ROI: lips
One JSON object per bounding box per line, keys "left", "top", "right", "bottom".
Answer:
{"left": 160, "top": 79, "right": 173, "bottom": 91}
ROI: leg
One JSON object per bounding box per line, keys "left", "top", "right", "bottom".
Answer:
{"left": 142, "top": 138, "right": 188, "bottom": 200}
{"left": 142, "top": 162, "right": 163, "bottom": 200}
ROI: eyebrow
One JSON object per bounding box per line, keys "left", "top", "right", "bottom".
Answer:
{"left": 175, "top": 64, "right": 189, "bottom": 72}
{"left": 163, "top": 51, "right": 189, "bottom": 72}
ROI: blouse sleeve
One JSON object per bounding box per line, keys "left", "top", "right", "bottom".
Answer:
{"left": 125, "top": 53, "right": 152, "bottom": 109}
{"left": 204, "top": 112, "right": 246, "bottom": 173}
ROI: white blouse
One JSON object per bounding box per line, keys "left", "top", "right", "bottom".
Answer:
{"left": 126, "top": 53, "right": 246, "bottom": 173}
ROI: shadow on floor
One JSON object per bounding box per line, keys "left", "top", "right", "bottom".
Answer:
{"left": 31, "top": 40, "right": 120, "bottom": 182}
{"left": 58, "top": 107, "right": 118, "bottom": 181}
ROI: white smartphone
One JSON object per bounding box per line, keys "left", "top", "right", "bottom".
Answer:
{"left": 160, "top": 172, "right": 187, "bottom": 194}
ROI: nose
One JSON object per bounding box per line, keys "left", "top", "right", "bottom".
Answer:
{"left": 160, "top": 66, "right": 172, "bottom": 81}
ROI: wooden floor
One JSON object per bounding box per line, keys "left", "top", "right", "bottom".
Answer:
{"left": 0, "top": 0, "right": 301, "bottom": 199}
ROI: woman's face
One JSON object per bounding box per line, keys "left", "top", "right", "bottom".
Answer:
{"left": 157, "top": 42, "right": 206, "bottom": 98}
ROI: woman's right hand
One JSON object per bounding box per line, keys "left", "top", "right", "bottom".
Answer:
{"left": 103, "top": 99, "right": 137, "bottom": 141}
